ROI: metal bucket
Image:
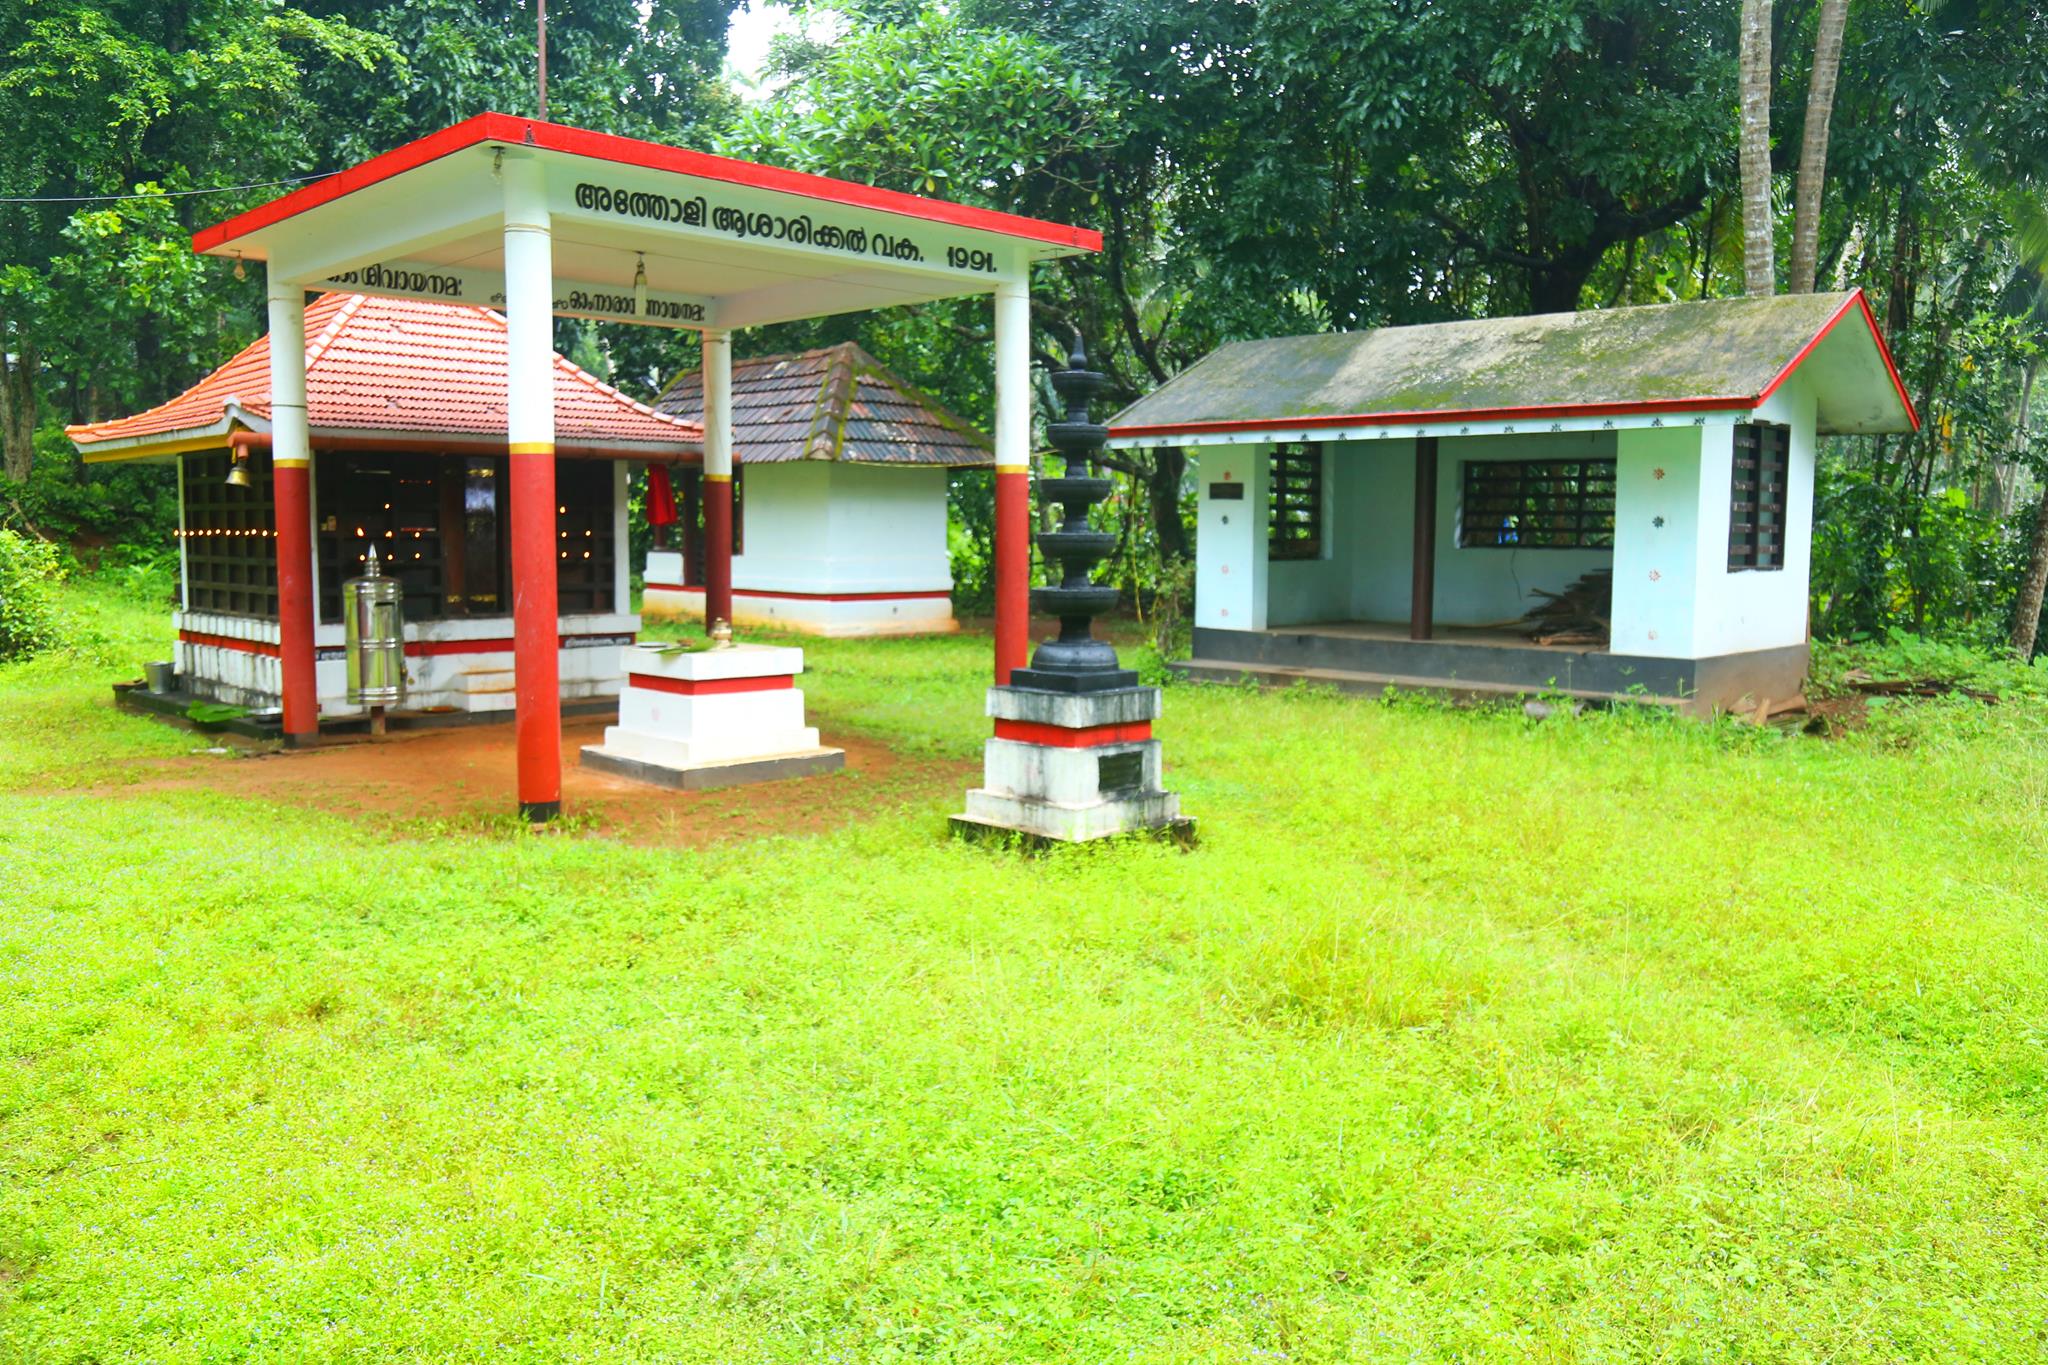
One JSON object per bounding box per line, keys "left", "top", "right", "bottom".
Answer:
{"left": 343, "top": 556, "right": 406, "bottom": 707}
{"left": 144, "top": 660, "right": 177, "bottom": 694}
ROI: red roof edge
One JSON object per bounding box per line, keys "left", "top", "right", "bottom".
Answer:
{"left": 194, "top": 113, "right": 1103, "bottom": 258}
{"left": 1754, "top": 287, "right": 1920, "bottom": 431}
{"left": 1109, "top": 394, "right": 1754, "bottom": 439}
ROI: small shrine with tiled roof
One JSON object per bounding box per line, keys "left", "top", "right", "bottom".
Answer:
{"left": 68, "top": 292, "right": 702, "bottom": 721}
{"left": 642, "top": 342, "right": 991, "bottom": 637}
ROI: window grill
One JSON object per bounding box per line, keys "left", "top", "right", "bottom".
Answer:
{"left": 1728, "top": 422, "right": 1790, "bottom": 571}
{"left": 555, "top": 459, "right": 618, "bottom": 615}
{"left": 1459, "top": 459, "right": 1616, "bottom": 549}
{"left": 1268, "top": 443, "right": 1323, "bottom": 561}
{"left": 315, "top": 452, "right": 618, "bottom": 622}
{"left": 181, "top": 451, "right": 278, "bottom": 617}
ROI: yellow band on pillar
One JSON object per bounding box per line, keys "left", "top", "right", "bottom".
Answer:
{"left": 994, "top": 463, "right": 1029, "bottom": 474}
{"left": 272, "top": 458, "right": 311, "bottom": 470}
{"left": 704, "top": 472, "right": 732, "bottom": 483}
{"left": 508, "top": 441, "right": 556, "bottom": 456}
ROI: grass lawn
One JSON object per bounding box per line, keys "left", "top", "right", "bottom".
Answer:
{"left": 5, "top": 579, "right": 2048, "bottom": 1361}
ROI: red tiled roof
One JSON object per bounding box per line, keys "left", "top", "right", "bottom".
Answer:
{"left": 67, "top": 292, "right": 702, "bottom": 454}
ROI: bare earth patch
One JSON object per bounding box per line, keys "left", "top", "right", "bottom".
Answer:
{"left": 72, "top": 714, "right": 974, "bottom": 847}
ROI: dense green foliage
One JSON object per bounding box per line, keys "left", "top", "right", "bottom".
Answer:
{"left": 3, "top": 1, "right": 2044, "bottom": 637}
{"left": 0, "top": 529, "right": 67, "bottom": 660}
{"left": 6, "top": 576, "right": 2048, "bottom": 1357}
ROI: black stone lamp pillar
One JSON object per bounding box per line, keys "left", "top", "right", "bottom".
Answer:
{"left": 951, "top": 337, "right": 1192, "bottom": 846}
{"left": 1010, "top": 339, "right": 1138, "bottom": 693}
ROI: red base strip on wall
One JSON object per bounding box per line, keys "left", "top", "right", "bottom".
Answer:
{"left": 178, "top": 629, "right": 280, "bottom": 658}
{"left": 627, "top": 672, "right": 793, "bottom": 696}
{"left": 641, "top": 584, "right": 951, "bottom": 602}
{"left": 993, "top": 718, "right": 1152, "bottom": 748}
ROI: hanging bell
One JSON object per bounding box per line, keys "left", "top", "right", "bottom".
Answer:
{"left": 224, "top": 453, "right": 253, "bottom": 489}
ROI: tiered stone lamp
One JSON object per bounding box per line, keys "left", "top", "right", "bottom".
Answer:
{"left": 953, "top": 341, "right": 1192, "bottom": 845}
{"left": 581, "top": 639, "right": 843, "bottom": 791}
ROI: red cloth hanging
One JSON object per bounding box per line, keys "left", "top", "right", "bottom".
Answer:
{"left": 646, "top": 462, "right": 678, "bottom": 526}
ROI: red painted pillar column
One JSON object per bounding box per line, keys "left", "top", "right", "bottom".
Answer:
{"left": 702, "top": 329, "right": 734, "bottom": 634}
{"left": 992, "top": 278, "right": 1031, "bottom": 684}
{"left": 504, "top": 156, "right": 562, "bottom": 821}
{"left": 264, "top": 281, "right": 317, "bottom": 744}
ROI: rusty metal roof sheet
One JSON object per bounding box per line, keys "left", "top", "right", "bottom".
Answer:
{"left": 656, "top": 342, "right": 992, "bottom": 466}
{"left": 1108, "top": 290, "right": 1917, "bottom": 439}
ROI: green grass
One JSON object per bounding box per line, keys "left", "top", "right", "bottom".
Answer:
{"left": 6, "top": 579, "right": 2048, "bottom": 1361}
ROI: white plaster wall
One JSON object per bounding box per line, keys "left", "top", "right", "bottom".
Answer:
{"left": 1609, "top": 425, "right": 1708, "bottom": 657}
{"left": 734, "top": 462, "right": 952, "bottom": 595}
{"left": 1191, "top": 444, "right": 1270, "bottom": 631}
{"left": 1342, "top": 438, "right": 1417, "bottom": 623}
{"left": 1609, "top": 386, "right": 1815, "bottom": 661}
{"left": 1433, "top": 433, "right": 1616, "bottom": 625}
{"left": 1266, "top": 444, "right": 1366, "bottom": 627}
{"left": 1702, "top": 376, "right": 1816, "bottom": 655}
{"left": 1195, "top": 434, "right": 1615, "bottom": 633}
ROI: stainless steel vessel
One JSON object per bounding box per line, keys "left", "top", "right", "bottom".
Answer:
{"left": 343, "top": 545, "right": 406, "bottom": 707}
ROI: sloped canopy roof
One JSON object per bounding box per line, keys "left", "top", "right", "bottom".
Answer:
{"left": 67, "top": 292, "right": 704, "bottom": 461}
{"left": 1108, "top": 290, "right": 1917, "bottom": 442}
{"left": 655, "top": 342, "right": 991, "bottom": 466}
{"left": 188, "top": 114, "right": 1097, "bottom": 332}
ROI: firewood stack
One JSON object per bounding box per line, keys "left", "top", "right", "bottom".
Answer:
{"left": 1521, "top": 569, "right": 1612, "bottom": 646}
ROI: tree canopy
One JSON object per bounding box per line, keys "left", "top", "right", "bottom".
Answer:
{"left": 2, "top": 0, "right": 2044, "bottom": 643}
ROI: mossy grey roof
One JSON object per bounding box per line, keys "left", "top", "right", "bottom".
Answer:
{"left": 657, "top": 342, "right": 991, "bottom": 466}
{"left": 1108, "top": 291, "right": 1916, "bottom": 438}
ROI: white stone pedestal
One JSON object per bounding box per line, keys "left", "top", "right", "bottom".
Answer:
{"left": 580, "top": 641, "right": 843, "bottom": 790}
{"left": 953, "top": 684, "right": 1193, "bottom": 844}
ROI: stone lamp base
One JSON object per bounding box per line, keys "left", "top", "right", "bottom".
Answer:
{"left": 581, "top": 642, "right": 843, "bottom": 791}
{"left": 951, "top": 683, "right": 1193, "bottom": 845}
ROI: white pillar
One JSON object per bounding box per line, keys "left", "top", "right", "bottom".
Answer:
{"left": 702, "top": 330, "right": 733, "bottom": 479}
{"left": 992, "top": 276, "right": 1031, "bottom": 681}
{"left": 502, "top": 159, "right": 556, "bottom": 457}
{"left": 265, "top": 281, "right": 309, "bottom": 469}
{"left": 701, "top": 329, "right": 735, "bottom": 630}
{"left": 502, "top": 154, "right": 562, "bottom": 819}
{"left": 993, "top": 280, "right": 1030, "bottom": 475}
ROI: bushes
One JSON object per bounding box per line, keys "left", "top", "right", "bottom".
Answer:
{"left": 0, "top": 530, "right": 67, "bottom": 661}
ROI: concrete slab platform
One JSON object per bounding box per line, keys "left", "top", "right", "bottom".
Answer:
{"left": 579, "top": 743, "right": 845, "bottom": 792}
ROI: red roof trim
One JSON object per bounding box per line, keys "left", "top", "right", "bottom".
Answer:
{"left": 1111, "top": 288, "right": 1921, "bottom": 439}
{"left": 1754, "top": 288, "right": 1920, "bottom": 431}
{"left": 1110, "top": 394, "right": 1752, "bottom": 439}
{"left": 194, "top": 113, "right": 1102, "bottom": 257}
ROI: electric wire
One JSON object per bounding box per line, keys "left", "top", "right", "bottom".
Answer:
{"left": 0, "top": 173, "right": 339, "bottom": 205}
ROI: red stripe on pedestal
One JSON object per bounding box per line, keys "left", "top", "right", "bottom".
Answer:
{"left": 627, "top": 671, "right": 793, "bottom": 696}
{"left": 993, "top": 718, "right": 1152, "bottom": 748}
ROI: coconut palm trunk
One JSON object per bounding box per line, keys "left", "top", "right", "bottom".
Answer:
{"left": 1789, "top": 0, "right": 1850, "bottom": 294}
{"left": 1739, "top": 0, "right": 1776, "bottom": 297}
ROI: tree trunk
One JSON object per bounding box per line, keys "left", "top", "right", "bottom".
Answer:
{"left": 1789, "top": 0, "right": 1849, "bottom": 294}
{"left": 2010, "top": 362, "right": 2045, "bottom": 658}
{"left": 1739, "top": 0, "right": 1776, "bottom": 297}
{"left": 0, "top": 316, "right": 35, "bottom": 485}
{"left": 1148, "top": 445, "right": 1189, "bottom": 563}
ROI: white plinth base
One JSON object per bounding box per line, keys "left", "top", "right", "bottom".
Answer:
{"left": 580, "top": 640, "right": 841, "bottom": 790}
{"left": 953, "top": 684, "right": 1192, "bottom": 845}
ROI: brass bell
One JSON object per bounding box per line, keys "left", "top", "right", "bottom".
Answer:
{"left": 224, "top": 453, "right": 253, "bottom": 488}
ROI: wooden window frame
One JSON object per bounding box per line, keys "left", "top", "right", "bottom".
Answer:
{"left": 1267, "top": 442, "right": 1324, "bottom": 561}
{"left": 1728, "top": 422, "right": 1790, "bottom": 572}
{"left": 1458, "top": 458, "right": 1616, "bottom": 551}
{"left": 182, "top": 450, "right": 278, "bottom": 617}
